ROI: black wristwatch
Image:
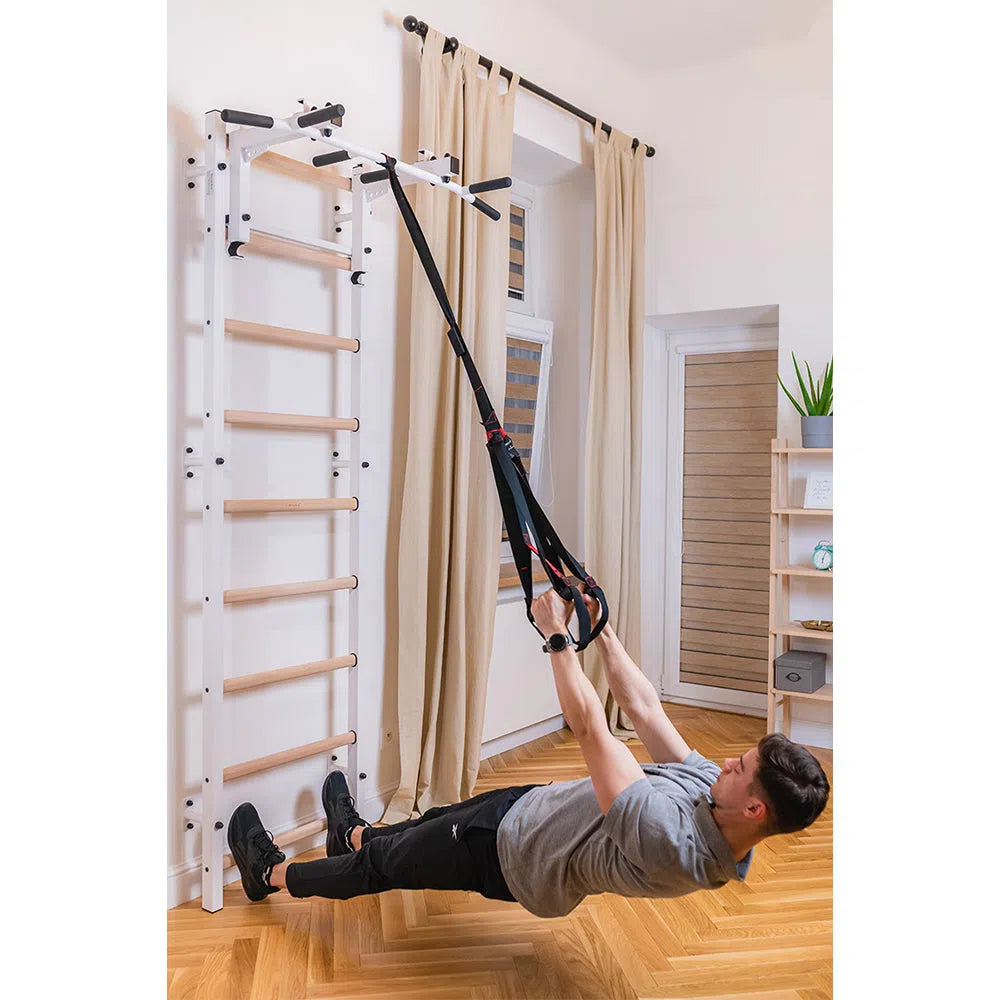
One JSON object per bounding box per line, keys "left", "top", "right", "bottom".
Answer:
{"left": 542, "top": 633, "right": 571, "bottom": 653}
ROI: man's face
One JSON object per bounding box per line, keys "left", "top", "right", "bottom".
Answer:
{"left": 710, "top": 746, "right": 762, "bottom": 817}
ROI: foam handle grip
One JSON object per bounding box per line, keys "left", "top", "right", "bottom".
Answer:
{"left": 297, "top": 104, "right": 346, "bottom": 128}
{"left": 312, "top": 150, "right": 351, "bottom": 167}
{"left": 467, "top": 176, "right": 512, "bottom": 194}
{"left": 470, "top": 197, "right": 502, "bottom": 222}
{"left": 220, "top": 109, "right": 274, "bottom": 128}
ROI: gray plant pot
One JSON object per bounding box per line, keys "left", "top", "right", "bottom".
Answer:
{"left": 801, "top": 415, "right": 833, "bottom": 448}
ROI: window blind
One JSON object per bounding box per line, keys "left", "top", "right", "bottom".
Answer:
{"left": 508, "top": 204, "right": 525, "bottom": 300}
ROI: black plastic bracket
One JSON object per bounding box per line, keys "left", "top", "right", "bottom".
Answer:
{"left": 350, "top": 271, "right": 366, "bottom": 285}
{"left": 227, "top": 241, "right": 245, "bottom": 258}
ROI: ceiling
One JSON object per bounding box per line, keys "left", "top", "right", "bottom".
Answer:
{"left": 531, "top": 0, "right": 829, "bottom": 72}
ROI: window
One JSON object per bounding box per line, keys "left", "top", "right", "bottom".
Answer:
{"left": 498, "top": 314, "right": 553, "bottom": 588}
{"left": 506, "top": 186, "right": 534, "bottom": 316}
{"left": 508, "top": 202, "right": 526, "bottom": 303}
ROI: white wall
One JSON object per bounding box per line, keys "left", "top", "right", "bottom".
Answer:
{"left": 167, "top": 0, "right": 652, "bottom": 904}
{"left": 646, "top": 2, "right": 832, "bottom": 436}
{"left": 640, "top": 1, "right": 833, "bottom": 744}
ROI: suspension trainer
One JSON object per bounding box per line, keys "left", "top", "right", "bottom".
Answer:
{"left": 383, "top": 157, "right": 609, "bottom": 650}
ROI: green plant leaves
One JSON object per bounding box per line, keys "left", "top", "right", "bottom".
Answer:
{"left": 792, "top": 353, "right": 815, "bottom": 414}
{"left": 781, "top": 353, "right": 833, "bottom": 416}
{"left": 777, "top": 372, "right": 807, "bottom": 416}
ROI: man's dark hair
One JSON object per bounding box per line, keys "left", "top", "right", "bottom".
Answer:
{"left": 753, "top": 733, "right": 830, "bottom": 834}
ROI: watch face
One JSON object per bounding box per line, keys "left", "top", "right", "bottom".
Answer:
{"left": 548, "top": 633, "right": 568, "bottom": 652}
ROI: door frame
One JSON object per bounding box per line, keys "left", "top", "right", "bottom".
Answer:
{"left": 644, "top": 321, "right": 778, "bottom": 714}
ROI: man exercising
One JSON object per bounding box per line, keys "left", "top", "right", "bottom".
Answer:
{"left": 228, "top": 587, "right": 829, "bottom": 917}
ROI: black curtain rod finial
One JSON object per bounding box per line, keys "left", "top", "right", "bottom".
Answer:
{"left": 403, "top": 14, "right": 458, "bottom": 54}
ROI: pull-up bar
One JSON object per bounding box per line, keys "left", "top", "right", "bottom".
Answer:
{"left": 219, "top": 104, "right": 509, "bottom": 222}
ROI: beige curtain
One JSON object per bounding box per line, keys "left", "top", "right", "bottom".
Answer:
{"left": 385, "top": 33, "right": 519, "bottom": 822}
{"left": 583, "top": 124, "right": 647, "bottom": 738}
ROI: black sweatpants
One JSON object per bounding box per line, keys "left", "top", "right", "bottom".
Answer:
{"left": 285, "top": 784, "right": 538, "bottom": 903}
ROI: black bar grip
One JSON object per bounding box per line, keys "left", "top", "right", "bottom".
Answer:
{"left": 312, "top": 150, "right": 351, "bottom": 167}
{"left": 470, "top": 197, "right": 502, "bottom": 222}
{"left": 360, "top": 168, "right": 389, "bottom": 184}
{"left": 467, "top": 176, "right": 512, "bottom": 195}
{"left": 297, "top": 104, "right": 345, "bottom": 128}
{"left": 220, "top": 109, "right": 274, "bottom": 128}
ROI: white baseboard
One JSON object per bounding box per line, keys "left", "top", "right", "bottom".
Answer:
{"left": 480, "top": 715, "right": 565, "bottom": 760}
{"left": 661, "top": 693, "right": 767, "bottom": 718}
{"left": 789, "top": 720, "right": 832, "bottom": 750}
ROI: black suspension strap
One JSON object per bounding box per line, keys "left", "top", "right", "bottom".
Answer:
{"left": 383, "top": 157, "right": 609, "bottom": 650}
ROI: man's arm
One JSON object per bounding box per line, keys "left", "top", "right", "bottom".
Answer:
{"left": 532, "top": 591, "right": 645, "bottom": 814}
{"left": 571, "top": 589, "right": 692, "bottom": 765}
{"left": 594, "top": 625, "right": 692, "bottom": 764}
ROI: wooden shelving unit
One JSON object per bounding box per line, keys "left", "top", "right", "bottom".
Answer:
{"left": 767, "top": 438, "right": 833, "bottom": 733}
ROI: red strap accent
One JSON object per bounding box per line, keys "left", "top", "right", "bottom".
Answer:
{"left": 525, "top": 540, "right": 566, "bottom": 582}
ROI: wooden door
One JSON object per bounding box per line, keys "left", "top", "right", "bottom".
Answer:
{"left": 679, "top": 350, "right": 777, "bottom": 696}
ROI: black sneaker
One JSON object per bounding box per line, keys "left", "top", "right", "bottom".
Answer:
{"left": 322, "top": 770, "right": 370, "bottom": 857}
{"left": 227, "top": 803, "right": 286, "bottom": 902}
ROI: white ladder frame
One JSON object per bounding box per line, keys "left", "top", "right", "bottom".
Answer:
{"left": 186, "top": 108, "right": 375, "bottom": 914}
{"left": 185, "top": 101, "right": 502, "bottom": 912}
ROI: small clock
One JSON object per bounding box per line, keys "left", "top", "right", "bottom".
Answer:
{"left": 812, "top": 540, "right": 833, "bottom": 571}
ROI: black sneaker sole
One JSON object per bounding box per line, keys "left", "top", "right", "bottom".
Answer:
{"left": 227, "top": 803, "right": 272, "bottom": 902}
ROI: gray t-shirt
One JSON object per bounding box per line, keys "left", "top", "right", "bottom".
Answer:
{"left": 495, "top": 750, "right": 753, "bottom": 918}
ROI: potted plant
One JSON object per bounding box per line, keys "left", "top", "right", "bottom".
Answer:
{"left": 778, "top": 353, "right": 833, "bottom": 448}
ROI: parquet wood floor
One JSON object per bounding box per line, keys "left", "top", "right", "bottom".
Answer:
{"left": 168, "top": 704, "right": 833, "bottom": 999}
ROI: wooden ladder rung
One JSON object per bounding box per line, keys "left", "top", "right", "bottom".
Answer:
{"left": 223, "top": 817, "right": 328, "bottom": 871}
{"left": 224, "top": 732, "right": 356, "bottom": 782}
{"left": 254, "top": 150, "right": 351, "bottom": 192}
{"left": 224, "top": 575, "right": 357, "bottom": 605}
{"left": 224, "top": 497, "right": 359, "bottom": 514}
{"left": 244, "top": 229, "right": 351, "bottom": 270}
{"left": 225, "top": 319, "right": 359, "bottom": 354}
{"left": 225, "top": 410, "right": 359, "bottom": 432}
{"left": 224, "top": 654, "right": 356, "bottom": 694}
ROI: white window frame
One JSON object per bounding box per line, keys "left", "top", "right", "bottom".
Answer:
{"left": 498, "top": 311, "right": 553, "bottom": 573}
{"left": 506, "top": 180, "right": 535, "bottom": 317}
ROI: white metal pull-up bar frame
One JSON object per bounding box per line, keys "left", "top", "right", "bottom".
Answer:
{"left": 216, "top": 102, "right": 508, "bottom": 257}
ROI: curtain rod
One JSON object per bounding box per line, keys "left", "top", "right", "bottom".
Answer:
{"left": 402, "top": 15, "right": 655, "bottom": 157}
